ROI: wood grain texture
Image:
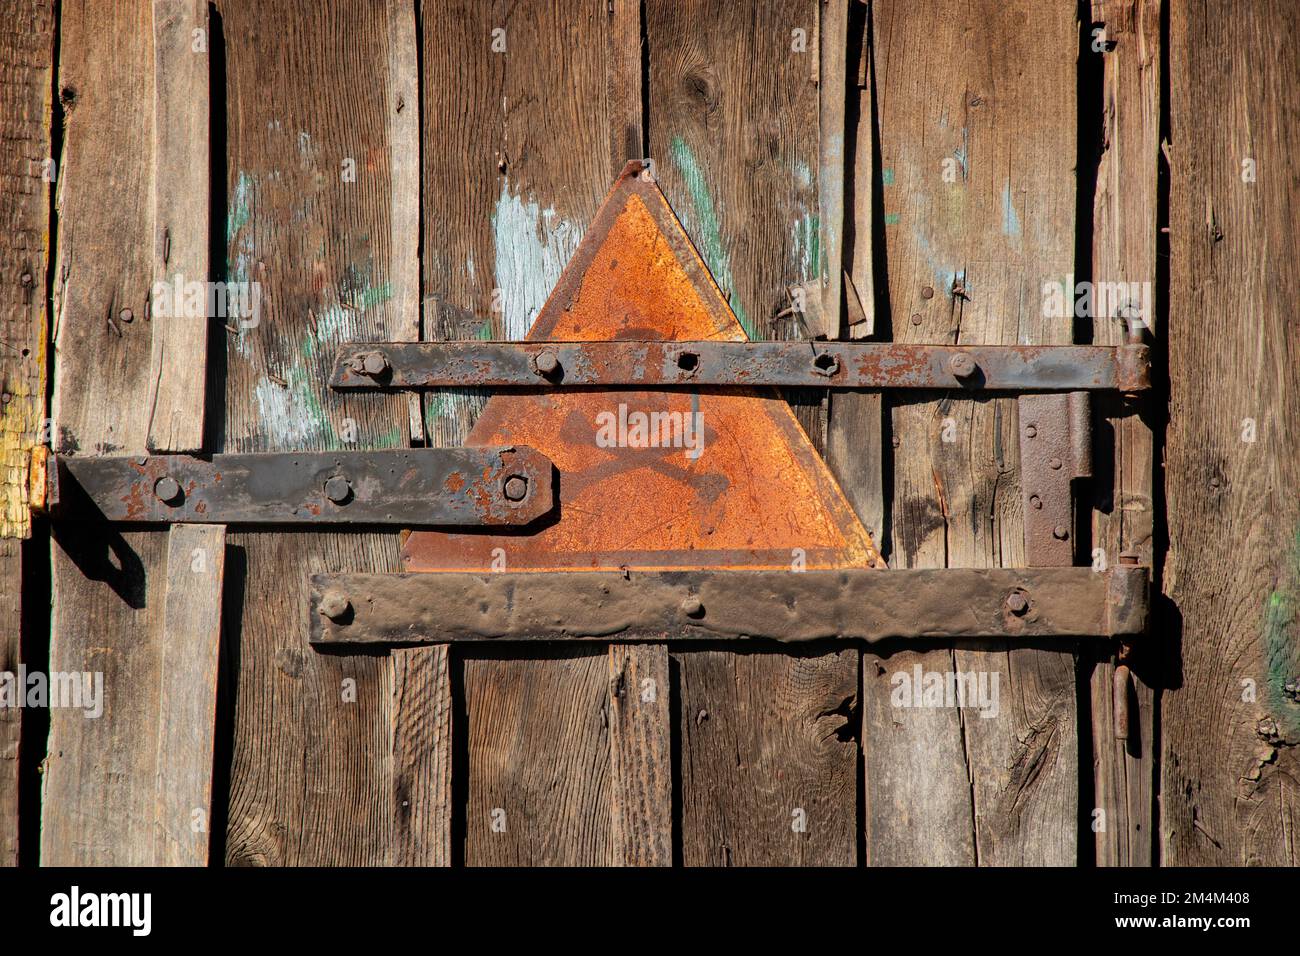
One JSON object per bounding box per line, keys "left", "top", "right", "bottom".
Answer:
{"left": 677, "top": 648, "right": 858, "bottom": 866}
{"left": 146, "top": 0, "right": 209, "bottom": 452}
{"left": 219, "top": 0, "right": 417, "bottom": 866}
{"left": 421, "top": 0, "right": 641, "bottom": 865}
{"left": 1162, "top": 0, "right": 1300, "bottom": 865}
{"left": 649, "top": 0, "right": 828, "bottom": 450}
{"left": 868, "top": 0, "right": 1078, "bottom": 865}
{"left": 464, "top": 650, "right": 613, "bottom": 866}
{"left": 608, "top": 644, "right": 671, "bottom": 866}
{"left": 0, "top": 0, "right": 54, "bottom": 866}
{"left": 153, "top": 523, "right": 224, "bottom": 866}
{"left": 1089, "top": 0, "right": 1159, "bottom": 867}
{"left": 391, "top": 645, "right": 451, "bottom": 866}
{"left": 41, "top": 0, "right": 169, "bottom": 867}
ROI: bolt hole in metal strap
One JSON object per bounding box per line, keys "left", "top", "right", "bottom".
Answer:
{"left": 39, "top": 446, "right": 554, "bottom": 526}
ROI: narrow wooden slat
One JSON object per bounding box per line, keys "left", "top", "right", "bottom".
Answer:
{"left": 391, "top": 645, "right": 452, "bottom": 866}
{"left": 815, "top": 0, "right": 848, "bottom": 340}
{"left": 0, "top": 0, "right": 54, "bottom": 866}
{"left": 42, "top": 0, "right": 167, "bottom": 867}
{"left": 868, "top": 0, "right": 1078, "bottom": 865}
{"left": 152, "top": 523, "right": 224, "bottom": 866}
{"left": 146, "top": 0, "right": 209, "bottom": 452}
{"left": 608, "top": 644, "right": 671, "bottom": 866}
{"left": 1162, "top": 0, "right": 1300, "bottom": 865}
{"left": 219, "top": 0, "right": 417, "bottom": 866}
{"left": 676, "top": 648, "right": 858, "bottom": 866}
{"left": 422, "top": 0, "right": 640, "bottom": 866}
{"left": 465, "top": 650, "right": 612, "bottom": 866}
{"left": 1089, "top": 0, "right": 1159, "bottom": 867}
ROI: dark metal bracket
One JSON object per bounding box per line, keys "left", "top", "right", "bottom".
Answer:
{"left": 1018, "top": 392, "right": 1093, "bottom": 566}
{"left": 36, "top": 446, "right": 555, "bottom": 527}
{"left": 330, "top": 341, "right": 1152, "bottom": 393}
{"left": 307, "top": 566, "right": 1150, "bottom": 645}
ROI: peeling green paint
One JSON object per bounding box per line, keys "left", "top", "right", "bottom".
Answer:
{"left": 667, "top": 136, "right": 754, "bottom": 339}
{"left": 884, "top": 213, "right": 900, "bottom": 225}
{"left": 882, "top": 167, "right": 895, "bottom": 186}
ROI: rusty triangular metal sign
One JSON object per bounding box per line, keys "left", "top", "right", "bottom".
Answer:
{"left": 403, "top": 161, "right": 882, "bottom": 571}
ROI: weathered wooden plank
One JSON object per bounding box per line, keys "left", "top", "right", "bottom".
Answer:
{"left": 219, "top": 0, "right": 418, "bottom": 866}
{"left": 41, "top": 0, "right": 168, "bottom": 867}
{"left": 868, "top": 0, "right": 1078, "bottom": 865}
{"left": 608, "top": 644, "right": 671, "bottom": 866}
{"left": 152, "top": 524, "right": 224, "bottom": 866}
{"left": 422, "top": 0, "right": 640, "bottom": 865}
{"left": 677, "top": 648, "right": 858, "bottom": 866}
{"left": 0, "top": 0, "right": 54, "bottom": 866}
{"left": 1089, "top": 0, "right": 1159, "bottom": 867}
{"left": 464, "top": 650, "right": 613, "bottom": 866}
{"left": 651, "top": 0, "right": 860, "bottom": 866}
{"left": 391, "top": 645, "right": 451, "bottom": 866}
{"left": 1162, "top": 0, "right": 1300, "bottom": 865}
{"left": 146, "top": 0, "right": 209, "bottom": 452}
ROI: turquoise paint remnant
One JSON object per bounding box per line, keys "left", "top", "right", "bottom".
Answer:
{"left": 1264, "top": 529, "right": 1300, "bottom": 738}
{"left": 491, "top": 180, "right": 583, "bottom": 340}
{"left": 227, "top": 171, "right": 259, "bottom": 358}
{"left": 668, "top": 136, "right": 754, "bottom": 338}
{"left": 884, "top": 213, "right": 900, "bottom": 226}
{"left": 790, "top": 212, "right": 822, "bottom": 283}
{"left": 882, "top": 168, "right": 895, "bottom": 187}
{"left": 912, "top": 229, "right": 963, "bottom": 297}
{"left": 1001, "top": 181, "right": 1022, "bottom": 238}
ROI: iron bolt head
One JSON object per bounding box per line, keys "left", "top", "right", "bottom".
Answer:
{"left": 324, "top": 475, "right": 352, "bottom": 504}
{"left": 1053, "top": 525, "right": 1069, "bottom": 540}
{"left": 20, "top": 272, "right": 33, "bottom": 287}
{"left": 949, "top": 353, "right": 977, "bottom": 379}
{"left": 533, "top": 350, "right": 561, "bottom": 376}
{"left": 1049, "top": 457, "right": 1063, "bottom": 470}
{"left": 680, "top": 595, "right": 704, "bottom": 618}
{"left": 1025, "top": 424, "right": 1037, "bottom": 438}
{"left": 1005, "top": 592, "right": 1029, "bottom": 615}
{"left": 361, "top": 351, "right": 389, "bottom": 377}
{"left": 502, "top": 475, "right": 528, "bottom": 502}
{"left": 119, "top": 308, "right": 134, "bottom": 323}
{"left": 153, "top": 475, "right": 182, "bottom": 504}
{"left": 318, "top": 590, "right": 352, "bottom": 621}
{"left": 1029, "top": 494, "right": 1043, "bottom": 510}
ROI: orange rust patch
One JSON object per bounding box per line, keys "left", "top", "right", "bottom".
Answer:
{"left": 404, "top": 163, "right": 880, "bottom": 572}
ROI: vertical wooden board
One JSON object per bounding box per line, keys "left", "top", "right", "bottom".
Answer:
{"left": 1089, "top": 0, "right": 1159, "bottom": 867}
{"left": 146, "top": 0, "right": 210, "bottom": 452}
{"left": 649, "top": 0, "right": 827, "bottom": 448}
{"left": 422, "top": 0, "right": 641, "bottom": 865}
{"left": 153, "top": 524, "right": 224, "bottom": 866}
{"left": 1163, "top": 0, "right": 1300, "bottom": 866}
{"left": 677, "top": 648, "right": 858, "bottom": 866}
{"left": 609, "top": 644, "right": 671, "bottom": 866}
{"left": 391, "top": 645, "right": 452, "bottom": 867}
{"left": 219, "top": 0, "right": 418, "bottom": 866}
{"left": 464, "top": 651, "right": 613, "bottom": 866}
{"left": 0, "top": 0, "right": 54, "bottom": 865}
{"left": 869, "top": 0, "right": 1078, "bottom": 865}
{"left": 40, "top": 0, "right": 169, "bottom": 867}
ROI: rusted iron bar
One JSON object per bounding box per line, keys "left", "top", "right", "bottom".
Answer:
{"left": 308, "top": 566, "right": 1150, "bottom": 644}
{"left": 330, "top": 341, "right": 1151, "bottom": 392}
{"left": 41, "top": 447, "right": 554, "bottom": 526}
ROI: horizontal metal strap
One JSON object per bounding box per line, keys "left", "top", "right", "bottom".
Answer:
{"left": 308, "top": 566, "right": 1150, "bottom": 644}
{"left": 44, "top": 447, "right": 554, "bottom": 526}
{"left": 330, "top": 341, "right": 1151, "bottom": 392}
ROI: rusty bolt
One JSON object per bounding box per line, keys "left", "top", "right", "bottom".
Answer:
{"left": 812, "top": 352, "right": 840, "bottom": 376}
{"left": 910, "top": 313, "right": 923, "bottom": 326}
{"left": 119, "top": 307, "right": 134, "bottom": 323}
{"left": 20, "top": 272, "right": 33, "bottom": 287}
{"left": 949, "top": 353, "right": 977, "bottom": 379}
{"left": 1029, "top": 494, "right": 1043, "bottom": 510}
{"left": 680, "top": 595, "right": 704, "bottom": 618}
{"left": 921, "top": 286, "right": 934, "bottom": 300}
{"left": 318, "top": 590, "right": 352, "bottom": 622}
{"left": 533, "top": 350, "right": 561, "bottom": 377}
{"left": 1053, "top": 525, "right": 1070, "bottom": 540}
{"left": 502, "top": 475, "right": 528, "bottom": 501}
{"left": 1049, "top": 457, "right": 1063, "bottom": 470}
{"left": 361, "top": 351, "right": 389, "bottom": 377}
{"left": 324, "top": 475, "right": 352, "bottom": 504}
{"left": 1025, "top": 424, "right": 1037, "bottom": 438}
{"left": 1005, "top": 591, "right": 1029, "bottom": 615}
{"left": 891, "top": 436, "right": 901, "bottom": 448}
{"left": 153, "top": 475, "right": 182, "bottom": 504}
